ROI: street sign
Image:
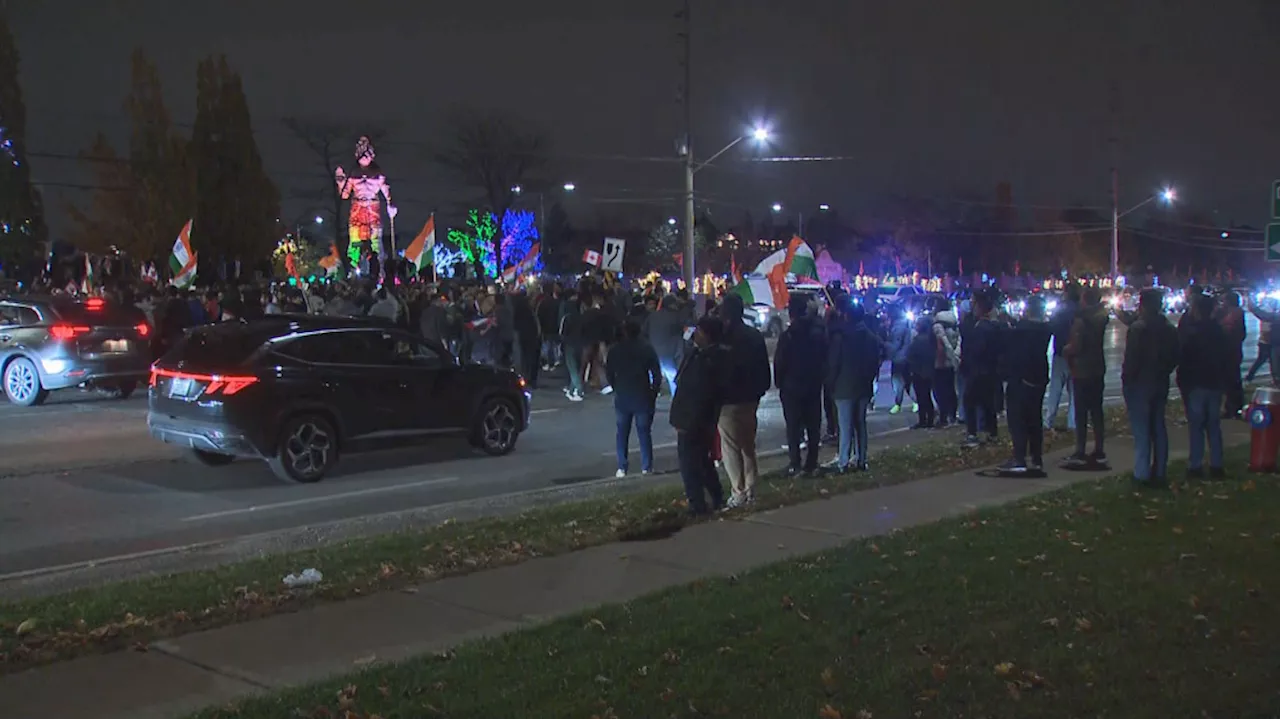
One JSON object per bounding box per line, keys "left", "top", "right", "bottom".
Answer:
{"left": 1273, "top": 180, "right": 1280, "bottom": 219}
{"left": 1267, "top": 223, "right": 1280, "bottom": 262}
{"left": 601, "top": 237, "right": 626, "bottom": 272}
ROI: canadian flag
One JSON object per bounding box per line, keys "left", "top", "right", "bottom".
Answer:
{"left": 582, "top": 249, "right": 601, "bottom": 267}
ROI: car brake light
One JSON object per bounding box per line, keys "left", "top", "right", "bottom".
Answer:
{"left": 85, "top": 298, "right": 105, "bottom": 311}
{"left": 49, "top": 324, "right": 91, "bottom": 340}
{"left": 136, "top": 322, "right": 150, "bottom": 338}
{"left": 150, "top": 368, "right": 259, "bottom": 397}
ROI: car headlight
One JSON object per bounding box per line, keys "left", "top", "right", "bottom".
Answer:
{"left": 906, "top": 310, "right": 916, "bottom": 322}
{"left": 1046, "top": 300, "right": 1058, "bottom": 313}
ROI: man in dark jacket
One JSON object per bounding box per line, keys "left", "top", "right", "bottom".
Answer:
{"left": 1121, "top": 288, "right": 1181, "bottom": 486}
{"left": 1063, "top": 288, "right": 1111, "bottom": 467}
{"left": 419, "top": 292, "right": 450, "bottom": 346}
{"left": 1216, "top": 291, "right": 1247, "bottom": 418}
{"left": 537, "top": 284, "right": 562, "bottom": 370}
{"left": 885, "top": 305, "right": 915, "bottom": 415}
{"left": 559, "top": 291, "right": 586, "bottom": 401}
{"left": 999, "top": 295, "right": 1053, "bottom": 472}
{"left": 606, "top": 319, "right": 662, "bottom": 477}
{"left": 1180, "top": 293, "right": 1229, "bottom": 479}
{"left": 961, "top": 290, "right": 1004, "bottom": 448}
{"left": 1043, "top": 286, "right": 1078, "bottom": 431}
{"left": 718, "top": 293, "right": 772, "bottom": 507}
{"left": 512, "top": 291, "right": 541, "bottom": 388}
{"left": 670, "top": 316, "right": 729, "bottom": 516}
{"left": 825, "top": 301, "right": 883, "bottom": 472}
{"left": 774, "top": 295, "right": 826, "bottom": 476}
{"left": 646, "top": 296, "right": 688, "bottom": 396}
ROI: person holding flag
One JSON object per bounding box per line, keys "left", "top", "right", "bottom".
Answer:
{"left": 403, "top": 214, "right": 436, "bottom": 281}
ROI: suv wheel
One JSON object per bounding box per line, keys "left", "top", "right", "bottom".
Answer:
{"left": 269, "top": 413, "right": 338, "bottom": 483}
{"left": 191, "top": 449, "right": 235, "bottom": 467}
{"left": 3, "top": 358, "right": 49, "bottom": 407}
{"left": 473, "top": 398, "right": 520, "bottom": 456}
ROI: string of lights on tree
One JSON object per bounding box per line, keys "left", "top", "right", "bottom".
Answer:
{"left": 0, "top": 124, "right": 31, "bottom": 236}
{"left": 443, "top": 208, "right": 541, "bottom": 278}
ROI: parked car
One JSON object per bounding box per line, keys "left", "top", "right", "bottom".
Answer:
{"left": 147, "top": 315, "right": 531, "bottom": 483}
{"left": 1, "top": 295, "right": 151, "bottom": 406}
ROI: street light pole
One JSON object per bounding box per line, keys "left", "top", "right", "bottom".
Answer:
{"left": 1110, "top": 167, "right": 1119, "bottom": 278}
{"left": 681, "top": 0, "right": 696, "bottom": 291}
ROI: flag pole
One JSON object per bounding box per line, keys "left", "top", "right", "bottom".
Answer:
{"left": 430, "top": 209, "right": 438, "bottom": 285}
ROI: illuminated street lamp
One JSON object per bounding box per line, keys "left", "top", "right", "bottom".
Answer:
{"left": 682, "top": 124, "right": 772, "bottom": 287}
{"left": 1112, "top": 185, "right": 1176, "bottom": 276}
{"left": 563, "top": 182, "right": 576, "bottom": 192}
{"left": 771, "top": 202, "right": 783, "bottom": 213}
{"left": 667, "top": 217, "right": 677, "bottom": 226}
{"left": 818, "top": 203, "right": 831, "bottom": 211}
{"left": 314, "top": 216, "right": 324, "bottom": 225}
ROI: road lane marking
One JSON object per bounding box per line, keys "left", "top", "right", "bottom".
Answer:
{"left": 530, "top": 409, "right": 559, "bottom": 415}
{"left": 180, "top": 476, "right": 460, "bottom": 522}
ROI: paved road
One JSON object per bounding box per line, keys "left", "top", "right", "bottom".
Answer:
{"left": 0, "top": 316, "right": 1264, "bottom": 587}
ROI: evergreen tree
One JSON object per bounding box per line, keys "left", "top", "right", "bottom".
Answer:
{"left": 0, "top": 11, "right": 46, "bottom": 276}
{"left": 67, "top": 50, "right": 192, "bottom": 262}
{"left": 191, "top": 55, "right": 280, "bottom": 267}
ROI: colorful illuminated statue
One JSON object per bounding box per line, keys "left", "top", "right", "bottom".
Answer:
{"left": 334, "top": 136, "right": 397, "bottom": 266}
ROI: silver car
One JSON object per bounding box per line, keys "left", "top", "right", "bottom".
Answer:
{"left": 0, "top": 296, "right": 152, "bottom": 406}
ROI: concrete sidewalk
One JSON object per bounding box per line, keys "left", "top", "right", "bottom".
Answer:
{"left": 1, "top": 422, "right": 1251, "bottom": 719}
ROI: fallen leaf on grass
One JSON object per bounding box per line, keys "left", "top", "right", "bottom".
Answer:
{"left": 593, "top": 674, "right": 611, "bottom": 684}
{"left": 716, "top": 646, "right": 733, "bottom": 654}
{"left": 15, "top": 619, "right": 36, "bottom": 637}
{"left": 994, "top": 662, "right": 1016, "bottom": 676}
{"left": 856, "top": 711, "right": 873, "bottom": 719}
{"left": 354, "top": 654, "right": 377, "bottom": 666}
{"left": 659, "top": 688, "right": 676, "bottom": 702}
{"left": 1179, "top": 553, "right": 1199, "bottom": 561}
{"left": 1075, "top": 617, "right": 1093, "bottom": 632}
{"left": 1172, "top": 526, "right": 1184, "bottom": 535}
{"left": 931, "top": 663, "right": 948, "bottom": 681}
{"left": 797, "top": 609, "right": 812, "bottom": 621}
{"left": 336, "top": 684, "right": 358, "bottom": 709}
{"left": 821, "top": 667, "right": 838, "bottom": 692}
{"left": 818, "top": 705, "right": 842, "bottom": 719}
{"left": 869, "top": 543, "right": 881, "bottom": 554}
{"left": 1189, "top": 595, "right": 1201, "bottom": 609}
{"left": 781, "top": 595, "right": 796, "bottom": 610}
{"left": 1041, "top": 617, "right": 1059, "bottom": 629}
{"left": 1242, "top": 479, "right": 1256, "bottom": 491}
{"left": 586, "top": 618, "right": 606, "bottom": 631}
{"left": 1239, "top": 532, "right": 1253, "bottom": 538}
{"left": 661, "top": 649, "right": 680, "bottom": 665}
{"left": 1006, "top": 681, "right": 1022, "bottom": 701}
{"left": 904, "top": 550, "right": 918, "bottom": 557}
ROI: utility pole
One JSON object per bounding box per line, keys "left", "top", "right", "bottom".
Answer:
{"left": 680, "top": 0, "right": 696, "bottom": 291}
{"left": 1108, "top": 79, "right": 1120, "bottom": 278}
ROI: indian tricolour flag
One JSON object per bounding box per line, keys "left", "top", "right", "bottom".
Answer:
{"left": 730, "top": 237, "right": 818, "bottom": 308}
{"left": 169, "top": 219, "right": 198, "bottom": 289}
{"left": 404, "top": 215, "right": 436, "bottom": 273}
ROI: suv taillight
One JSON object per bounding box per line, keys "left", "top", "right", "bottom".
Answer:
{"left": 150, "top": 368, "right": 259, "bottom": 397}
{"left": 49, "top": 325, "right": 91, "bottom": 340}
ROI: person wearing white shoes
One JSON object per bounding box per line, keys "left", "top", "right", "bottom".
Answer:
{"left": 718, "top": 294, "right": 772, "bottom": 508}
{"left": 607, "top": 319, "right": 662, "bottom": 477}
{"left": 885, "top": 305, "right": 916, "bottom": 415}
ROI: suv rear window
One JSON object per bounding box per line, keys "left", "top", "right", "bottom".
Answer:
{"left": 52, "top": 303, "right": 145, "bottom": 327}
{"left": 161, "top": 326, "right": 269, "bottom": 368}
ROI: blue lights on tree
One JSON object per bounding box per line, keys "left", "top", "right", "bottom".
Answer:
{"left": 500, "top": 209, "right": 541, "bottom": 273}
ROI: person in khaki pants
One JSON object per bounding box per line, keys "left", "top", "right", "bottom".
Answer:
{"left": 718, "top": 294, "right": 773, "bottom": 508}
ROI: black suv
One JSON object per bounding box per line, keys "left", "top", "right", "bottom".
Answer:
{"left": 147, "top": 315, "right": 531, "bottom": 483}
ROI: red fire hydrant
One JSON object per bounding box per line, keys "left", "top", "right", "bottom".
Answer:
{"left": 1247, "top": 386, "right": 1280, "bottom": 472}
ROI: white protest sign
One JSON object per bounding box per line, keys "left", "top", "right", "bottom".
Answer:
{"left": 601, "top": 237, "right": 626, "bottom": 272}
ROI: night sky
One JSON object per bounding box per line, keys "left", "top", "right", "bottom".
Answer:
{"left": 11, "top": 0, "right": 1280, "bottom": 238}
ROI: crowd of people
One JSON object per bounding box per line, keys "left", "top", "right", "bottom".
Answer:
{"left": 22, "top": 266, "right": 1264, "bottom": 510}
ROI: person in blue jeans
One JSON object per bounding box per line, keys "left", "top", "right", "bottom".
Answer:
{"left": 1120, "top": 289, "right": 1181, "bottom": 487}
{"left": 1178, "top": 293, "right": 1229, "bottom": 479}
{"left": 824, "top": 300, "right": 883, "bottom": 472}
{"left": 606, "top": 319, "right": 663, "bottom": 477}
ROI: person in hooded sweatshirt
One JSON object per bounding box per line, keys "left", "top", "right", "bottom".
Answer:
{"left": 774, "top": 294, "right": 827, "bottom": 476}
{"left": 1215, "top": 291, "right": 1247, "bottom": 419}
{"left": 670, "top": 316, "right": 729, "bottom": 516}
{"left": 885, "top": 305, "right": 916, "bottom": 415}
{"left": 998, "top": 295, "right": 1053, "bottom": 472}
{"left": 906, "top": 315, "right": 938, "bottom": 429}
{"left": 1044, "top": 285, "right": 1079, "bottom": 432}
{"left": 1121, "top": 288, "right": 1181, "bottom": 487}
{"left": 1179, "top": 293, "right": 1230, "bottom": 480}
{"left": 646, "top": 295, "right": 688, "bottom": 396}
{"left": 718, "top": 293, "right": 772, "bottom": 507}
{"left": 930, "top": 297, "right": 961, "bottom": 427}
{"left": 606, "top": 319, "right": 662, "bottom": 477}
{"left": 1063, "top": 287, "right": 1111, "bottom": 467}
{"left": 961, "top": 289, "right": 1004, "bottom": 449}
{"left": 825, "top": 300, "right": 884, "bottom": 472}
{"left": 559, "top": 290, "right": 587, "bottom": 402}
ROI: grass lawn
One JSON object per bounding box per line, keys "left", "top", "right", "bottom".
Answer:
{"left": 192, "top": 449, "right": 1278, "bottom": 719}
{"left": 0, "top": 408, "right": 1139, "bottom": 673}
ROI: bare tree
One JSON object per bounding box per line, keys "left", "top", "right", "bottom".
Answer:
{"left": 432, "top": 108, "right": 549, "bottom": 275}
{"left": 282, "top": 118, "right": 385, "bottom": 257}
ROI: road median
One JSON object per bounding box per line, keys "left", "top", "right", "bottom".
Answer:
{"left": 0, "top": 407, "right": 1138, "bottom": 673}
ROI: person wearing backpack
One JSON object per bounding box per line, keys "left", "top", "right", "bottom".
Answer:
{"left": 1121, "top": 288, "right": 1181, "bottom": 487}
